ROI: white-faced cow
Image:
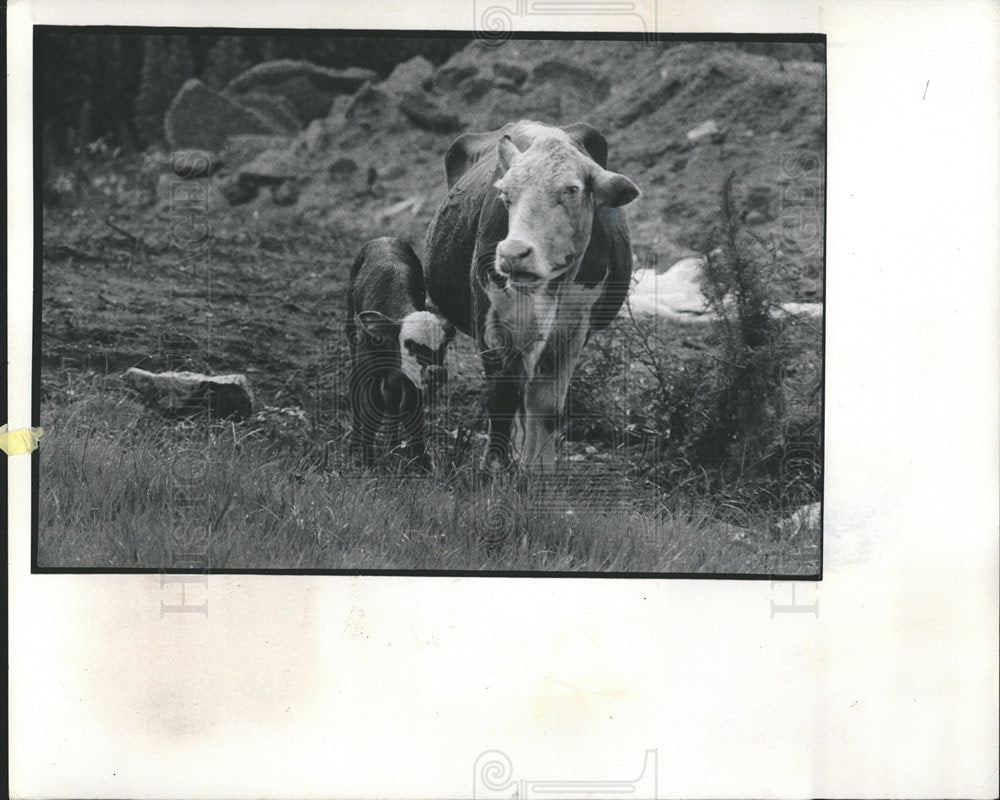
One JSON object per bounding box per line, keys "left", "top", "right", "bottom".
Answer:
{"left": 347, "top": 237, "right": 454, "bottom": 468}
{"left": 424, "top": 120, "right": 639, "bottom": 470}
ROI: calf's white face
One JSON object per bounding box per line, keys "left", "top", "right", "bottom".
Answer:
{"left": 493, "top": 134, "right": 639, "bottom": 285}
{"left": 357, "top": 309, "right": 454, "bottom": 392}
{"left": 398, "top": 310, "right": 453, "bottom": 390}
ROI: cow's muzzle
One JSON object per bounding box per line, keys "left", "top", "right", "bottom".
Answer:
{"left": 495, "top": 238, "right": 542, "bottom": 285}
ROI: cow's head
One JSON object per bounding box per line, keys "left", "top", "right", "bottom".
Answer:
{"left": 356, "top": 310, "right": 455, "bottom": 392}
{"left": 492, "top": 133, "right": 639, "bottom": 286}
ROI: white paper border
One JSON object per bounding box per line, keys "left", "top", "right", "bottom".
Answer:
{"left": 8, "top": 1, "right": 999, "bottom": 798}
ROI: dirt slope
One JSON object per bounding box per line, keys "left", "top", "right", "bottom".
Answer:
{"left": 249, "top": 40, "right": 825, "bottom": 296}
{"left": 42, "top": 40, "right": 825, "bottom": 425}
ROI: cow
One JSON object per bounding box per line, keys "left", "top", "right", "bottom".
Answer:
{"left": 346, "top": 237, "right": 454, "bottom": 469}
{"left": 423, "top": 120, "right": 639, "bottom": 470}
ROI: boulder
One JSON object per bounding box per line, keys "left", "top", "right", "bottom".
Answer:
{"left": 345, "top": 83, "right": 395, "bottom": 127}
{"left": 492, "top": 62, "right": 528, "bottom": 88}
{"left": 167, "top": 149, "right": 222, "bottom": 179}
{"left": 379, "top": 55, "right": 435, "bottom": 98}
{"left": 303, "top": 119, "right": 332, "bottom": 155}
{"left": 327, "top": 157, "right": 359, "bottom": 178}
{"left": 527, "top": 59, "right": 612, "bottom": 111}
{"left": 431, "top": 64, "right": 479, "bottom": 93}
{"left": 165, "top": 79, "right": 284, "bottom": 152}
{"left": 218, "top": 175, "right": 260, "bottom": 206}
{"left": 226, "top": 60, "right": 378, "bottom": 123}
{"left": 237, "top": 148, "right": 300, "bottom": 187}
{"left": 398, "top": 93, "right": 464, "bottom": 133}
{"left": 125, "top": 368, "right": 253, "bottom": 420}
{"left": 460, "top": 77, "right": 496, "bottom": 103}
{"left": 236, "top": 92, "right": 303, "bottom": 134}
{"left": 222, "top": 135, "right": 292, "bottom": 169}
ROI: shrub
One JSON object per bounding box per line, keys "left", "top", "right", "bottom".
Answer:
{"left": 572, "top": 173, "right": 822, "bottom": 514}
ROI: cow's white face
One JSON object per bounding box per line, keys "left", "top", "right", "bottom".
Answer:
{"left": 493, "top": 134, "right": 639, "bottom": 286}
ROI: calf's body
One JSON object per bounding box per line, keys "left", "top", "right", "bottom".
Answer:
{"left": 346, "top": 237, "right": 452, "bottom": 467}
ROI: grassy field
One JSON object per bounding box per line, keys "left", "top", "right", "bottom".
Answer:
{"left": 37, "top": 147, "right": 822, "bottom": 575}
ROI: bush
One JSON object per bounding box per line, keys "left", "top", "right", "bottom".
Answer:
{"left": 572, "top": 173, "right": 822, "bottom": 515}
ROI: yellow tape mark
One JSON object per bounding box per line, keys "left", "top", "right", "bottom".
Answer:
{"left": 0, "top": 425, "right": 44, "bottom": 455}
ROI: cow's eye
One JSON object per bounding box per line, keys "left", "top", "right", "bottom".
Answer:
{"left": 563, "top": 184, "right": 581, "bottom": 197}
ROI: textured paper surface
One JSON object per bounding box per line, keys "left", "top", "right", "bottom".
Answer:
{"left": 7, "top": 1, "right": 999, "bottom": 797}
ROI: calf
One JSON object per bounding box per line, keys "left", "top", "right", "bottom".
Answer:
{"left": 346, "top": 237, "right": 454, "bottom": 468}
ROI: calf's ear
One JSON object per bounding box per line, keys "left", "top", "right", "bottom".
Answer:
{"left": 497, "top": 135, "right": 521, "bottom": 174}
{"left": 592, "top": 168, "right": 640, "bottom": 208}
{"left": 356, "top": 310, "right": 400, "bottom": 344}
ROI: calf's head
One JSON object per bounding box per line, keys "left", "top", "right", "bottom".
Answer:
{"left": 493, "top": 134, "right": 639, "bottom": 286}
{"left": 356, "top": 310, "right": 455, "bottom": 392}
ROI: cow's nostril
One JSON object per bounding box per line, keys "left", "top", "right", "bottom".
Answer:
{"left": 498, "top": 239, "right": 534, "bottom": 263}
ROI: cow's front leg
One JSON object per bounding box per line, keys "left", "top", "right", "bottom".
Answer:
{"left": 520, "top": 316, "right": 592, "bottom": 470}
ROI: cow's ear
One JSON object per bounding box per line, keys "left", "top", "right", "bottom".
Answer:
{"left": 564, "top": 122, "right": 608, "bottom": 168}
{"left": 356, "top": 310, "right": 400, "bottom": 344}
{"left": 497, "top": 135, "right": 521, "bottom": 174}
{"left": 592, "top": 168, "right": 640, "bottom": 208}
{"left": 445, "top": 131, "right": 496, "bottom": 189}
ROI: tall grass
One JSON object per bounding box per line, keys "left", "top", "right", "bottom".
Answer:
{"left": 38, "top": 371, "right": 819, "bottom": 573}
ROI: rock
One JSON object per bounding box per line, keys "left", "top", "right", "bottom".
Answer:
{"left": 685, "top": 119, "right": 723, "bottom": 142}
{"left": 218, "top": 175, "right": 259, "bottom": 206}
{"left": 345, "top": 83, "right": 394, "bottom": 126}
{"left": 125, "top": 368, "right": 253, "bottom": 420}
{"left": 379, "top": 55, "right": 435, "bottom": 98}
{"left": 460, "top": 76, "right": 495, "bottom": 102}
{"left": 527, "top": 59, "right": 612, "bottom": 111}
{"left": 492, "top": 78, "right": 521, "bottom": 93}
{"left": 670, "top": 157, "right": 688, "bottom": 173}
{"left": 303, "top": 119, "right": 332, "bottom": 155}
{"left": 222, "top": 134, "right": 292, "bottom": 169}
{"left": 397, "top": 93, "right": 464, "bottom": 133}
{"left": 167, "top": 149, "right": 221, "bottom": 179}
{"left": 745, "top": 210, "right": 766, "bottom": 225}
{"left": 165, "top": 79, "right": 284, "bottom": 151}
{"left": 431, "top": 64, "right": 478, "bottom": 93}
{"left": 236, "top": 92, "right": 303, "bottom": 134}
{"left": 272, "top": 180, "right": 300, "bottom": 206}
{"left": 493, "top": 62, "right": 528, "bottom": 88}
{"left": 327, "top": 157, "right": 359, "bottom": 178}
{"left": 238, "top": 148, "right": 299, "bottom": 186}
{"left": 226, "top": 60, "right": 377, "bottom": 123}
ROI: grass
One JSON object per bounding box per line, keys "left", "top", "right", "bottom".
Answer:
{"left": 37, "top": 370, "right": 819, "bottom": 574}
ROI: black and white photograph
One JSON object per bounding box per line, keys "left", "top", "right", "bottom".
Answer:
{"left": 35, "top": 29, "right": 824, "bottom": 575}
{"left": 7, "top": 2, "right": 998, "bottom": 799}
